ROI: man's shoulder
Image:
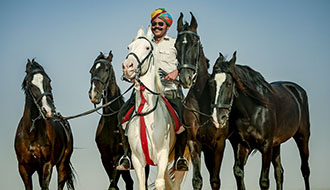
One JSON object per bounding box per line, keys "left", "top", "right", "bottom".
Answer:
{"left": 164, "top": 35, "right": 176, "bottom": 42}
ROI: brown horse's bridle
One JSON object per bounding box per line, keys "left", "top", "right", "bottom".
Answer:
{"left": 90, "top": 59, "right": 113, "bottom": 101}
{"left": 177, "top": 30, "right": 201, "bottom": 86}
{"left": 25, "top": 69, "right": 54, "bottom": 120}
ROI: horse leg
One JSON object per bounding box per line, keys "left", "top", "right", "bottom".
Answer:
{"left": 131, "top": 154, "right": 146, "bottom": 190}
{"left": 203, "top": 139, "right": 226, "bottom": 190}
{"left": 231, "top": 140, "right": 249, "bottom": 190}
{"left": 259, "top": 141, "right": 273, "bottom": 190}
{"left": 155, "top": 149, "right": 170, "bottom": 190}
{"left": 188, "top": 140, "right": 203, "bottom": 190}
{"left": 272, "top": 145, "right": 283, "bottom": 190}
{"left": 38, "top": 162, "right": 53, "bottom": 190}
{"left": 294, "top": 134, "right": 310, "bottom": 190}
{"left": 145, "top": 165, "right": 150, "bottom": 189}
{"left": 56, "top": 161, "right": 74, "bottom": 190}
{"left": 18, "top": 163, "right": 34, "bottom": 190}
{"left": 109, "top": 162, "right": 120, "bottom": 190}
{"left": 120, "top": 171, "right": 134, "bottom": 190}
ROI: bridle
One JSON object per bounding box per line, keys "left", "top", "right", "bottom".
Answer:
{"left": 123, "top": 36, "right": 161, "bottom": 119}
{"left": 211, "top": 72, "right": 237, "bottom": 122}
{"left": 90, "top": 59, "right": 122, "bottom": 116}
{"left": 25, "top": 69, "right": 54, "bottom": 121}
{"left": 177, "top": 30, "right": 201, "bottom": 86}
{"left": 90, "top": 59, "right": 113, "bottom": 101}
{"left": 125, "top": 36, "right": 154, "bottom": 79}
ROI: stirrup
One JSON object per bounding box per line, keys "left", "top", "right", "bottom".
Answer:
{"left": 175, "top": 156, "right": 188, "bottom": 171}
{"left": 117, "top": 155, "right": 133, "bottom": 170}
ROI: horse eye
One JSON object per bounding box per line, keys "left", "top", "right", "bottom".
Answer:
{"left": 146, "top": 47, "right": 150, "bottom": 50}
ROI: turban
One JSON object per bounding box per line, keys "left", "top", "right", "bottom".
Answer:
{"left": 151, "top": 8, "right": 173, "bottom": 27}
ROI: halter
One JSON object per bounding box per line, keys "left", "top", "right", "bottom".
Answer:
{"left": 177, "top": 30, "right": 201, "bottom": 85}
{"left": 25, "top": 69, "right": 54, "bottom": 120}
{"left": 90, "top": 59, "right": 121, "bottom": 116}
{"left": 211, "top": 72, "right": 237, "bottom": 122}
{"left": 90, "top": 59, "right": 113, "bottom": 101}
{"left": 126, "top": 36, "right": 154, "bottom": 79}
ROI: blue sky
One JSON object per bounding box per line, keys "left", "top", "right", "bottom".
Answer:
{"left": 1, "top": 0, "right": 330, "bottom": 189}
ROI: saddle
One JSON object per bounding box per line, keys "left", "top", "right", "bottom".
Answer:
{"left": 121, "top": 96, "right": 182, "bottom": 133}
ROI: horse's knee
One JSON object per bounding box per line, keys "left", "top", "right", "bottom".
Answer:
{"left": 210, "top": 180, "right": 220, "bottom": 190}
{"left": 192, "top": 176, "right": 203, "bottom": 190}
{"left": 259, "top": 177, "right": 270, "bottom": 190}
{"left": 301, "top": 164, "right": 310, "bottom": 178}
{"left": 233, "top": 165, "right": 244, "bottom": 178}
{"left": 155, "top": 178, "right": 165, "bottom": 190}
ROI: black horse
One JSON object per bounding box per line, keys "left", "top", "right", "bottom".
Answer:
{"left": 211, "top": 52, "right": 311, "bottom": 190}
{"left": 175, "top": 13, "right": 230, "bottom": 190}
{"left": 88, "top": 51, "right": 134, "bottom": 190}
{"left": 15, "top": 59, "right": 75, "bottom": 190}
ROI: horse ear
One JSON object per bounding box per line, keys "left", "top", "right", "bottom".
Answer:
{"left": 97, "top": 52, "right": 104, "bottom": 60}
{"left": 230, "top": 51, "right": 237, "bottom": 67}
{"left": 146, "top": 25, "right": 152, "bottom": 39}
{"left": 190, "top": 12, "right": 198, "bottom": 31}
{"left": 219, "top": 52, "right": 224, "bottom": 61}
{"left": 177, "top": 12, "right": 184, "bottom": 32}
{"left": 137, "top": 26, "right": 145, "bottom": 38}
{"left": 26, "top": 59, "right": 32, "bottom": 73}
{"left": 107, "top": 50, "right": 113, "bottom": 63}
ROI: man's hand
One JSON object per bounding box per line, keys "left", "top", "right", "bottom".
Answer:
{"left": 164, "top": 69, "right": 178, "bottom": 81}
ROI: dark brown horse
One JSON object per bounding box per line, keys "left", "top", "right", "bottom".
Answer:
{"left": 211, "top": 52, "right": 311, "bottom": 190}
{"left": 88, "top": 51, "right": 134, "bottom": 190}
{"left": 15, "top": 59, "right": 75, "bottom": 190}
{"left": 175, "top": 13, "right": 230, "bottom": 190}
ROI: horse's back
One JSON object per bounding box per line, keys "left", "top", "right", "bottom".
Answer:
{"left": 271, "top": 81, "right": 310, "bottom": 144}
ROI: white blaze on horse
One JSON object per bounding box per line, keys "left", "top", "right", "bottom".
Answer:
{"left": 122, "top": 27, "right": 188, "bottom": 190}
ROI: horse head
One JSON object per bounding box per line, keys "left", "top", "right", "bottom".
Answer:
{"left": 122, "top": 26, "right": 153, "bottom": 81}
{"left": 210, "top": 51, "right": 237, "bottom": 128}
{"left": 22, "top": 59, "right": 56, "bottom": 118}
{"left": 89, "top": 51, "right": 114, "bottom": 104}
{"left": 175, "top": 12, "right": 201, "bottom": 89}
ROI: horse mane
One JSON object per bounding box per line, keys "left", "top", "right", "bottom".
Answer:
{"left": 215, "top": 56, "right": 273, "bottom": 107}
{"left": 233, "top": 65, "right": 274, "bottom": 107}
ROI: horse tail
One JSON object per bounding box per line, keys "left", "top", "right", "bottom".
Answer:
{"left": 66, "top": 162, "right": 76, "bottom": 190}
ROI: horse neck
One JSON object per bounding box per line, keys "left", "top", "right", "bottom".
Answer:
{"left": 189, "top": 49, "right": 209, "bottom": 97}
{"left": 135, "top": 58, "right": 161, "bottom": 109}
{"left": 102, "top": 70, "right": 124, "bottom": 114}
{"left": 22, "top": 94, "right": 44, "bottom": 130}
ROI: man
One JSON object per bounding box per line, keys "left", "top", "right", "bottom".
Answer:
{"left": 117, "top": 8, "right": 188, "bottom": 171}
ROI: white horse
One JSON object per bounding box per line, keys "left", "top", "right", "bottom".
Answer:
{"left": 122, "top": 27, "right": 188, "bottom": 190}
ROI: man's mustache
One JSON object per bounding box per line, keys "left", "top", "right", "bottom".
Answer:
{"left": 152, "top": 27, "right": 163, "bottom": 31}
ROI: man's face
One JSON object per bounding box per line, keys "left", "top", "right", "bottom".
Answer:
{"left": 151, "top": 17, "right": 169, "bottom": 39}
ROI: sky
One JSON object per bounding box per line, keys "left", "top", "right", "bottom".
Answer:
{"left": 1, "top": 0, "right": 330, "bottom": 189}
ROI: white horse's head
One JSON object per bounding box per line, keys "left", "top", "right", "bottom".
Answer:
{"left": 122, "top": 26, "right": 153, "bottom": 80}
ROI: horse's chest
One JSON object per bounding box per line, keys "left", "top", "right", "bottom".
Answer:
{"left": 236, "top": 119, "right": 265, "bottom": 147}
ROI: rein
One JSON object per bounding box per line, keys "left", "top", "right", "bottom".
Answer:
{"left": 63, "top": 83, "right": 134, "bottom": 120}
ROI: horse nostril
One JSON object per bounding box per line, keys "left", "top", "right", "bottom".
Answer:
{"left": 129, "top": 63, "right": 133, "bottom": 68}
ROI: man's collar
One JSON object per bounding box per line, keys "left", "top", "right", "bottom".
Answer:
{"left": 153, "top": 35, "right": 170, "bottom": 43}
